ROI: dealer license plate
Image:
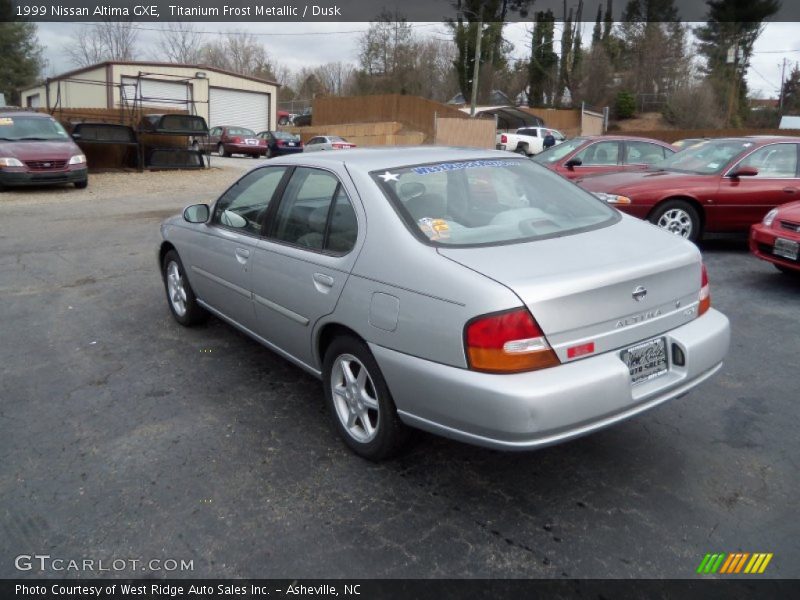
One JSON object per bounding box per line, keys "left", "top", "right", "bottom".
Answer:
{"left": 621, "top": 337, "right": 668, "bottom": 384}
{"left": 245, "top": 139, "right": 257, "bottom": 145}
{"left": 288, "top": 142, "right": 295, "bottom": 146}
{"left": 774, "top": 237, "right": 799, "bottom": 261}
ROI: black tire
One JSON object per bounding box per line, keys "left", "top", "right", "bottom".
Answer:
{"left": 322, "top": 336, "right": 409, "bottom": 461}
{"left": 649, "top": 200, "right": 702, "bottom": 243}
{"left": 162, "top": 249, "right": 208, "bottom": 326}
{"left": 217, "top": 143, "right": 227, "bottom": 158}
{"left": 514, "top": 146, "right": 528, "bottom": 156}
{"left": 74, "top": 179, "right": 88, "bottom": 189}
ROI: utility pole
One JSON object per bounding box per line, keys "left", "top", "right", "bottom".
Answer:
{"left": 779, "top": 57, "right": 788, "bottom": 113}
{"left": 470, "top": 17, "right": 483, "bottom": 117}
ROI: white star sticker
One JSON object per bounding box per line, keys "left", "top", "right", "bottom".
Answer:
{"left": 379, "top": 171, "right": 399, "bottom": 182}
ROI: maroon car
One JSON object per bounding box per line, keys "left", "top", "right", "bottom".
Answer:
{"left": 577, "top": 137, "right": 800, "bottom": 241}
{"left": 532, "top": 135, "right": 675, "bottom": 180}
{"left": 0, "top": 111, "right": 88, "bottom": 190}
{"left": 201, "top": 125, "right": 267, "bottom": 158}
{"left": 750, "top": 200, "right": 800, "bottom": 274}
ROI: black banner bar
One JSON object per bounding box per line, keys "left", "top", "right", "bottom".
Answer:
{"left": 5, "top": 0, "right": 800, "bottom": 23}
{"left": 3, "top": 579, "right": 800, "bottom": 600}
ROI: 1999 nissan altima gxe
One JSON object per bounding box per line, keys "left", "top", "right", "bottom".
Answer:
{"left": 158, "top": 147, "right": 730, "bottom": 460}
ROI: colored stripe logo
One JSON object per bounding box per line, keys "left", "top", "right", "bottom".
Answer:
{"left": 697, "top": 553, "right": 773, "bottom": 574}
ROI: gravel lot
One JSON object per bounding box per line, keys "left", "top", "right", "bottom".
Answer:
{"left": 0, "top": 167, "right": 798, "bottom": 579}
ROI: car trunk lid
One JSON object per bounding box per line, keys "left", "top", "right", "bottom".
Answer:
{"left": 438, "top": 217, "right": 702, "bottom": 362}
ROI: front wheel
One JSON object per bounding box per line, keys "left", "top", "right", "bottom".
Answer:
{"left": 162, "top": 250, "right": 208, "bottom": 326}
{"left": 649, "top": 200, "right": 701, "bottom": 242}
{"left": 323, "top": 336, "right": 408, "bottom": 461}
{"left": 74, "top": 179, "right": 88, "bottom": 189}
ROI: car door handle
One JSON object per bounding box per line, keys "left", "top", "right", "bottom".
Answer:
{"left": 235, "top": 247, "right": 250, "bottom": 264}
{"left": 783, "top": 187, "right": 797, "bottom": 194}
{"left": 312, "top": 273, "right": 335, "bottom": 293}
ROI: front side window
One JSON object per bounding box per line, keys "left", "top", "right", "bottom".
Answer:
{"left": 655, "top": 139, "right": 755, "bottom": 174}
{"left": 533, "top": 137, "right": 586, "bottom": 164}
{"left": 212, "top": 167, "right": 287, "bottom": 235}
{"left": 372, "top": 158, "right": 618, "bottom": 247}
{"left": 269, "top": 167, "right": 357, "bottom": 254}
{"left": 736, "top": 144, "right": 798, "bottom": 178}
{"left": 574, "top": 141, "right": 620, "bottom": 165}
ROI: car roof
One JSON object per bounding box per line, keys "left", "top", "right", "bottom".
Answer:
{"left": 578, "top": 135, "right": 672, "bottom": 143}
{"left": 266, "top": 146, "right": 521, "bottom": 171}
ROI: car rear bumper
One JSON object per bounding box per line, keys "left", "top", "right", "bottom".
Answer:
{"left": 371, "top": 308, "right": 730, "bottom": 450}
{"left": 750, "top": 223, "right": 800, "bottom": 272}
{"left": 0, "top": 167, "right": 87, "bottom": 187}
{"left": 225, "top": 143, "right": 264, "bottom": 154}
{"left": 273, "top": 146, "right": 303, "bottom": 155}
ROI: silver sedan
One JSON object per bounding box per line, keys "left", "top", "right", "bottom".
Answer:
{"left": 158, "top": 147, "right": 730, "bottom": 460}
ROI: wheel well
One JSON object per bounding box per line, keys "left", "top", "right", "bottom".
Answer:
{"left": 317, "top": 323, "right": 366, "bottom": 366}
{"left": 158, "top": 242, "right": 176, "bottom": 273}
{"left": 649, "top": 197, "right": 705, "bottom": 229}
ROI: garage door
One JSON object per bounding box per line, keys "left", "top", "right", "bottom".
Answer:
{"left": 209, "top": 88, "right": 269, "bottom": 133}
{"left": 121, "top": 77, "right": 191, "bottom": 108}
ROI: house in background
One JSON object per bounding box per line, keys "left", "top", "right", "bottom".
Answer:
{"left": 21, "top": 61, "right": 279, "bottom": 133}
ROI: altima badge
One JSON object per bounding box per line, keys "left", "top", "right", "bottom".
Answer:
{"left": 632, "top": 286, "right": 647, "bottom": 302}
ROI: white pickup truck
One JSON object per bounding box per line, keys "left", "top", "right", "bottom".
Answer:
{"left": 496, "top": 126, "right": 566, "bottom": 156}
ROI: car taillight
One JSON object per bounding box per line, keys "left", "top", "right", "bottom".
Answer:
{"left": 333, "top": 143, "right": 344, "bottom": 149}
{"left": 501, "top": 134, "right": 508, "bottom": 144}
{"left": 276, "top": 139, "right": 285, "bottom": 146}
{"left": 231, "top": 137, "right": 242, "bottom": 144}
{"left": 465, "top": 308, "right": 561, "bottom": 374}
{"left": 699, "top": 263, "right": 711, "bottom": 316}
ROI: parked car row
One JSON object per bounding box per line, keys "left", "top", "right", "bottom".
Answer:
{"left": 531, "top": 133, "right": 800, "bottom": 276}
{"left": 194, "top": 125, "right": 357, "bottom": 159}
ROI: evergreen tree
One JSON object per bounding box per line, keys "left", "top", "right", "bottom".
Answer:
{"left": 528, "top": 10, "right": 557, "bottom": 106}
{"left": 696, "top": 0, "right": 780, "bottom": 126}
{"left": 0, "top": 0, "right": 44, "bottom": 105}
{"left": 782, "top": 64, "right": 800, "bottom": 114}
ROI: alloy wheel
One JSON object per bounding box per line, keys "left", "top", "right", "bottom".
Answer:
{"left": 330, "top": 353, "right": 380, "bottom": 443}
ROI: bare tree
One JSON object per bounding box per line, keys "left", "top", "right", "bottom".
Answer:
{"left": 65, "top": 21, "right": 139, "bottom": 66}
{"left": 314, "top": 62, "right": 356, "bottom": 96}
{"left": 199, "top": 31, "right": 275, "bottom": 80}
{"left": 157, "top": 22, "right": 203, "bottom": 64}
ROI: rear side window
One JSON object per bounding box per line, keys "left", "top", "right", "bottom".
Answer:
{"left": 268, "top": 167, "right": 357, "bottom": 254}
{"left": 372, "top": 158, "right": 618, "bottom": 247}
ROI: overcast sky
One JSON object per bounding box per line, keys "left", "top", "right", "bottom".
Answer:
{"left": 35, "top": 21, "right": 800, "bottom": 99}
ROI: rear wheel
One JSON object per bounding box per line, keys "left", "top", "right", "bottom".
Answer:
{"left": 323, "top": 336, "right": 408, "bottom": 461}
{"left": 162, "top": 250, "right": 208, "bottom": 326}
{"left": 266, "top": 147, "right": 273, "bottom": 159}
{"left": 514, "top": 145, "right": 528, "bottom": 156}
{"left": 217, "top": 143, "right": 227, "bottom": 158}
{"left": 650, "top": 200, "right": 701, "bottom": 242}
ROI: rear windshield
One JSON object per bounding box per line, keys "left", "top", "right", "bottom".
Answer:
{"left": 372, "top": 158, "right": 619, "bottom": 247}
{"left": 0, "top": 115, "right": 70, "bottom": 141}
{"left": 274, "top": 131, "right": 300, "bottom": 141}
{"left": 533, "top": 137, "right": 586, "bottom": 163}
{"left": 227, "top": 127, "right": 255, "bottom": 136}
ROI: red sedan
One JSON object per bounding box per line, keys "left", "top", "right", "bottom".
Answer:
{"left": 750, "top": 200, "right": 800, "bottom": 274}
{"left": 532, "top": 135, "right": 675, "bottom": 180}
{"left": 577, "top": 137, "right": 800, "bottom": 241}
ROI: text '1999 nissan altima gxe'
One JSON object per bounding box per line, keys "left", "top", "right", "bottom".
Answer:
{"left": 158, "top": 147, "right": 730, "bottom": 460}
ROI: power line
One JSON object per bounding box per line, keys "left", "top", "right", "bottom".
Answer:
{"left": 749, "top": 65, "right": 780, "bottom": 90}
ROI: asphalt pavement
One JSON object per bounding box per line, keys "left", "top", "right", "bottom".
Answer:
{"left": 0, "top": 175, "right": 798, "bottom": 579}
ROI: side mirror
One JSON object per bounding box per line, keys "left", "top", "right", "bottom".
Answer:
{"left": 730, "top": 166, "right": 759, "bottom": 178}
{"left": 183, "top": 204, "right": 210, "bottom": 223}
{"left": 565, "top": 158, "right": 583, "bottom": 170}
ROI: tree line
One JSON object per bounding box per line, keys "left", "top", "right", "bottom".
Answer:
{"left": 2, "top": 0, "right": 797, "bottom": 128}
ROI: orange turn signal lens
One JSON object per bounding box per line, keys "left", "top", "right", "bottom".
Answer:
{"left": 699, "top": 263, "right": 711, "bottom": 316}
{"left": 465, "top": 308, "right": 561, "bottom": 374}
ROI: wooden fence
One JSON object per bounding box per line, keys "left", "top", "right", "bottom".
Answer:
{"left": 619, "top": 128, "right": 800, "bottom": 143}
{"left": 286, "top": 121, "right": 425, "bottom": 146}
{"left": 434, "top": 117, "right": 496, "bottom": 149}
{"left": 312, "top": 95, "right": 473, "bottom": 142}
